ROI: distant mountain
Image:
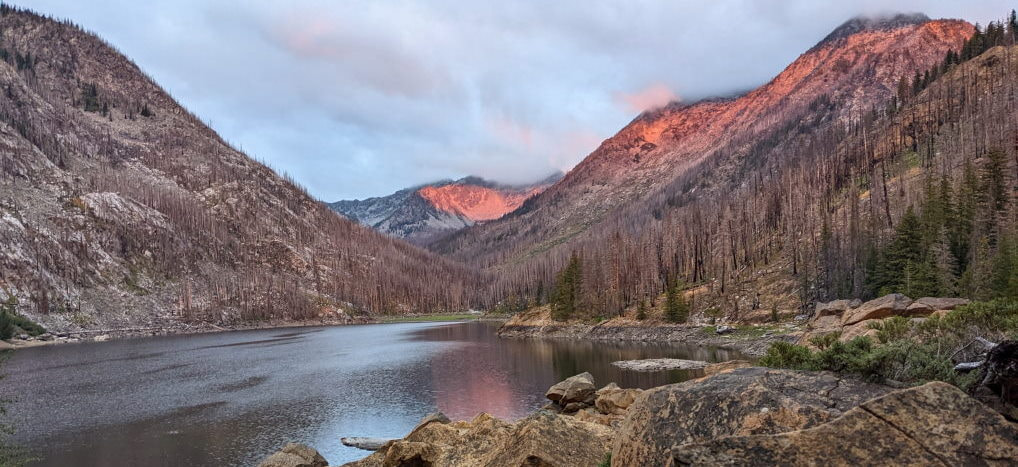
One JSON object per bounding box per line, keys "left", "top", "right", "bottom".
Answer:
{"left": 329, "top": 173, "right": 561, "bottom": 245}
{"left": 0, "top": 6, "right": 480, "bottom": 332}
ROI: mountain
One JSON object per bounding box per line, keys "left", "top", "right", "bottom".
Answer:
{"left": 330, "top": 174, "right": 560, "bottom": 245}
{"left": 430, "top": 13, "right": 989, "bottom": 321}
{"left": 0, "top": 6, "right": 480, "bottom": 332}
{"left": 434, "top": 15, "right": 974, "bottom": 268}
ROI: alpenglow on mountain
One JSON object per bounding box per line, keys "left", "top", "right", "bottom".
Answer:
{"left": 329, "top": 173, "right": 561, "bottom": 245}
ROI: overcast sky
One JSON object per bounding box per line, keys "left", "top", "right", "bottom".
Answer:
{"left": 17, "top": 1, "right": 1014, "bottom": 200}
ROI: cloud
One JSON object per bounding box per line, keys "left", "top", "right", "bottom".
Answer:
{"left": 615, "top": 83, "right": 679, "bottom": 113}
{"left": 16, "top": 0, "right": 1015, "bottom": 200}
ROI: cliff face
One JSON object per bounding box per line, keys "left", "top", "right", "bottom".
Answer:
{"left": 435, "top": 15, "right": 973, "bottom": 264}
{"left": 330, "top": 175, "right": 558, "bottom": 245}
{"left": 0, "top": 7, "right": 479, "bottom": 331}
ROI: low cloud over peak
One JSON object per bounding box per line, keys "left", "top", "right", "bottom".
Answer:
{"left": 21, "top": 0, "right": 1015, "bottom": 199}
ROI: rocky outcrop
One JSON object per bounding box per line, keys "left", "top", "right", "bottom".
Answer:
{"left": 801, "top": 294, "right": 972, "bottom": 346}
{"left": 813, "top": 299, "right": 861, "bottom": 318}
{"left": 906, "top": 297, "right": 971, "bottom": 316}
{"left": 610, "top": 358, "right": 708, "bottom": 372}
{"left": 611, "top": 367, "right": 892, "bottom": 466}
{"left": 258, "top": 443, "right": 328, "bottom": 467}
{"left": 841, "top": 293, "right": 913, "bottom": 325}
{"left": 671, "top": 382, "right": 1018, "bottom": 465}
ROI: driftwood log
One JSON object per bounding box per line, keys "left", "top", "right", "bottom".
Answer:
{"left": 340, "top": 437, "right": 396, "bottom": 451}
{"left": 969, "top": 340, "right": 1017, "bottom": 421}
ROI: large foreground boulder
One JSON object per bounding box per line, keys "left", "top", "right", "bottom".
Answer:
{"left": 258, "top": 443, "right": 328, "bottom": 467}
{"left": 345, "top": 411, "right": 612, "bottom": 467}
{"left": 673, "top": 382, "right": 1018, "bottom": 465}
{"left": 611, "top": 367, "right": 892, "bottom": 466}
{"left": 841, "top": 293, "right": 912, "bottom": 325}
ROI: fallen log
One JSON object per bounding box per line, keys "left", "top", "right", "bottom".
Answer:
{"left": 969, "top": 340, "right": 1017, "bottom": 421}
{"left": 340, "top": 437, "right": 396, "bottom": 451}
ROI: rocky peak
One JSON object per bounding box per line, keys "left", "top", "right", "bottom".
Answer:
{"left": 817, "top": 13, "right": 932, "bottom": 46}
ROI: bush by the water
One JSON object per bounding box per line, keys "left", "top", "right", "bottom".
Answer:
{"left": 0, "top": 298, "right": 45, "bottom": 340}
{"left": 761, "top": 299, "right": 1018, "bottom": 388}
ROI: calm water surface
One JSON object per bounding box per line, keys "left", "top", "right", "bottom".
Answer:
{"left": 4, "top": 321, "right": 743, "bottom": 466}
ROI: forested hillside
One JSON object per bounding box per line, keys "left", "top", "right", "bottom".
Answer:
{"left": 0, "top": 6, "right": 480, "bottom": 332}
{"left": 473, "top": 14, "right": 1018, "bottom": 322}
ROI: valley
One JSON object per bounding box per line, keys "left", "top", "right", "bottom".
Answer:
{"left": 0, "top": 3, "right": 1017, "bottom": 467}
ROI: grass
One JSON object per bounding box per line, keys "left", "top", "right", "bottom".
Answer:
{"left": 760, "top": 299, "right": 1018, "bottom": 389}
{"left": 380, "top": 313, "right": 483, "bottom": 323}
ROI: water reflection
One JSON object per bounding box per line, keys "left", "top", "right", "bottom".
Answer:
{"left": 4, "top": 321, "right": 744, "bottom": 466}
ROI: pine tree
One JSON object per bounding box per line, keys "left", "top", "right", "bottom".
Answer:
{"left": 665, "top": 279, "right": 689, "bottom": 323}
{"left": 551, "top": 253, "right": 582, "bottom": 321}
{"left": 636, "top": 299, "right": 647, "bottom": 320}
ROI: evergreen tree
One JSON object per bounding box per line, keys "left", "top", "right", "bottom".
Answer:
{"left": 635, "top": 299, "right": 647, "bottom": 320}
{"left": 551, "top": 253, "right": 582, "bottom": 321}
{"left": 665, "top": 279, "right": 689, "bottom": 323}
{"left": 868, "top": 207, "right": 925, "bottom": 296}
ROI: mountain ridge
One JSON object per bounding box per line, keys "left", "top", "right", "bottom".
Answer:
{"left": 330, "top": 173, "right": 561, "bottom": 245}
{"left": 0, "top": 6, "right": 480, "bottom": 332}
{"left": 434, "top": 15, "right": 974, "bottom": 269}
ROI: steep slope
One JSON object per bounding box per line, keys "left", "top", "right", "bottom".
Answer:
{"left": 0, "top": 7, "right": 480, "bottom": 332}
{"left": 330, "top": 174, "right": 559, "bottom": 245}
{"left": 436, "top": 14, "right": 973, "bottom": 267}
{"left": 474, "top": 24, "right": 1018, "bottom": 323}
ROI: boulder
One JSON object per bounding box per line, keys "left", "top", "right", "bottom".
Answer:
{"left": 258, "top": 443, "right": 328, "bottom": 467}
{"left": 716, "top": 325, "right": 735, "bottom": 334}
{"left": 905, "top": 297, "right": 971, "bottom": 316}
{"left": 610, "top": 367, "right": 892, "bottom": 466}
{"left": 594, "top": 383, "right": 642, "bottom": 415}
{"left": 841, "top": 293, "right": 912, "bottom": 325}
{"left": 812, "top": 299, "right": 858, "bottom": 319}
{"left": 672, "top": 382, "right": 1018, "bottom": 465}
{"left": 545, "top": 372, "right": 596, "bottom": 405}
{"left": 610, "top": 358, "right": 708, "bottom": 372}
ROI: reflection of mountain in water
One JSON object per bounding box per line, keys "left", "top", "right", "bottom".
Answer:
{"left": 413, "top": 321, "right": 746, "bottom": 421}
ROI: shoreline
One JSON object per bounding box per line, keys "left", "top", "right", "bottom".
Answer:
{"left": 497, "top": 322, "right": 800, "bottom": 357}
{"left": 1, "top": 315, "right": 512, "bottom": 350}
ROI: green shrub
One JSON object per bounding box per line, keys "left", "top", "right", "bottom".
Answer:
{"left": 598, "top": 453, "right": 611, "bottom": 467}
{"left": 759, "top": 341, "right": 815, "bottom": 370}
{"left": 808, "top": 331, "right": 841, "bottom": 350}
{"left": 760, "top": 299, "right": 1017, "bottom": 389}
{"left": 0, "top": 297, "right": 45, "bottom": 340}
{"left": 868, "top": 316, "right": 910, "bottom": 343}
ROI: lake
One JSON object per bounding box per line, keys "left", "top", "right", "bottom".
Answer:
{"left": 3, "top": 320, "right": 744, "bottom": 466}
